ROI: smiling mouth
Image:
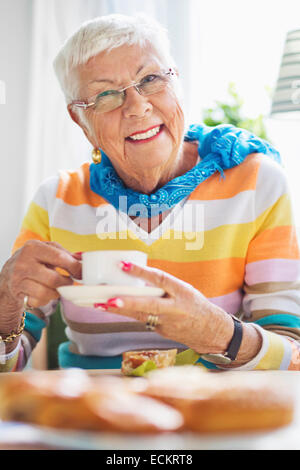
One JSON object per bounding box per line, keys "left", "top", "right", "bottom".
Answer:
{"left": 125, "top": 124, "right": 164, "bottom": 143}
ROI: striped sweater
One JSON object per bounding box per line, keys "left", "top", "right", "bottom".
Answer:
{"left": 2, "top": 151, "right": 300, "bottom": 371}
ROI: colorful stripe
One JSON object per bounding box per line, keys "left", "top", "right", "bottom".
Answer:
{"left": 254, "top": 314, "right": 300, "bottom": 329}
{"left": 0, "top": 345, "right": 20, "bottom": 372}
{"left": 5, "top": 152, "right": 300, "bottom": 372}
{"left": 254, "top": 330, "right": 290, "bottom": 370}
{"left": 245, "top": 259, "right": 300, "bottom": 285}
{"left": 12, "top": 227, "right": 48, "bottom": 253}
{"left": 56, "top": 164, "right": 104, "bottom": 207}
{"left": 59, "top": 341, "right": 123, "bottom": 369}
{"left": 188, "top": 153, "right": 260, "bottom": 200}
{"left": 22, "top": 202, "right": 50, "bottom": 240}
{"left": 24, "top": 312, "right": 47, "bottom": 342}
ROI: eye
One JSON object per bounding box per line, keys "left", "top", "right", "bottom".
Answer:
{"left": 140, "top": 74, "right": 161, "bottom": 84}
{"left": 96, "top": 89, "right": 120, "bottom": 99}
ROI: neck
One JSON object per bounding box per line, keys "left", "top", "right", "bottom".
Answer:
{"left": 112, "top": 142, "right": 199, "bottom": 194}
{"left": 116, "top": 160, "right": 180, "bottom": 194}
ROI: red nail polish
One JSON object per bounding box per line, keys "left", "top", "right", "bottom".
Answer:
{"left": 73, "top": 252, "right": 83, "bottom": 259}
{"left": 94, "top": 302, "right": 108, "bottom": 310}
{"left": 121, "top": 261, "right": 132, "bottom": 272}
{"left": 107, "top": 297, "right": 124, "bottom": 308}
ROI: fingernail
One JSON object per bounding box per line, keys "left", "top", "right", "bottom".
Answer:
{"left": 73, "top": 252, "right": 83, "bottom": 259}
{"left": 120, "top": 261, "right": 132, "bottom": 272}
{"left": 94, "top": 303, "right": 108, "bottom": 310}
{"left": 107, "top": 297, "right": 124, "bottom": 308}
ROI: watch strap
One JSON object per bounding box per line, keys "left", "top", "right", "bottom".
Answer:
{"left": 225, "top": 316, "right": 243, "bottom": 360}
{"left": 200, "top": 315, "right": 243, "bottom": 365}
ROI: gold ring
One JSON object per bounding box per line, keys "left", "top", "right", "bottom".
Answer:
{"left": 146, "top": 314, "right": 160, "bottom": 332}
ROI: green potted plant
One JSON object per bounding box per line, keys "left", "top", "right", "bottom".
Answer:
{"left": 202, "top": 82, "right": 269, "bottom": 140}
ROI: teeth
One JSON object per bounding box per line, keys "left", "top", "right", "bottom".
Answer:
{"left": 129, "top": 126, "right": 161, "bottom": 141}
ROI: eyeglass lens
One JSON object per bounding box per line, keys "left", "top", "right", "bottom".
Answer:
{"left": 94, "top": 73, "right": 169, "bottom": 113}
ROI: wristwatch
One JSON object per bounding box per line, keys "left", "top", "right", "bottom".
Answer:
{"left": 200, "top": 315, "right": 243, "bottom": 365}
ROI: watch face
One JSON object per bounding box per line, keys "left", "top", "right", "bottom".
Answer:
{"left": 200, "top": 353, "right": 232, "bottom": 365}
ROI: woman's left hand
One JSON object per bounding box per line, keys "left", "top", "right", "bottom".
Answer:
{"left": 94, "top": 262, "right": 234, "bottom": 354}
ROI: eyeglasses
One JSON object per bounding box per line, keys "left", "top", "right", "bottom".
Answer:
{"left": 71, "top": 68, "right": 176, "bottom": 114}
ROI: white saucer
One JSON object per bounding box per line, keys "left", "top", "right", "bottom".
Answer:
{"left": 57, "top": 285, "right": 165, "bottom": 307}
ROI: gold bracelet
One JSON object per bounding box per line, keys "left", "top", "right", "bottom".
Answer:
{"left": 0, "top": 311, "right": 26, "bottom": 344}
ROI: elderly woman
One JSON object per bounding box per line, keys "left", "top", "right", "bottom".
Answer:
{"left": 1, "top": 14, "right": 300, "bottom": 372}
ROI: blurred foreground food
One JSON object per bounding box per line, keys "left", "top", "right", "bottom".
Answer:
{"left": 0, "top": 367, "right": 295, "bottom": 434}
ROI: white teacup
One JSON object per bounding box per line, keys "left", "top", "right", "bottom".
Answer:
{"left": 81, "top": 250, "right": 148, "bottom": 286}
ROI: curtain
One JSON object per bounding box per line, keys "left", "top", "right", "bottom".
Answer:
{"left": 23, "top": 0, "right": 197, "bottom": 211}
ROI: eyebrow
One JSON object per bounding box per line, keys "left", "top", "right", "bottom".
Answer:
{"left": 87, "top": 63, "right": 150, "bottom": 86}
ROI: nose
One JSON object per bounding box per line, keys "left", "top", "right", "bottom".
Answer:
{"left": 122, "top": 86, "right": 152, "bottom": 119}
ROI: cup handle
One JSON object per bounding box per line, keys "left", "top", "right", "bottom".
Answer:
{"left": 71, "top": 254, "right": 83, "bottom": 284}
{"left": 70, "top": 276, "right": 84, "bottom": 285}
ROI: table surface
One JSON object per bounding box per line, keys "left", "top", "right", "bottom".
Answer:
{"left": 0, "top": 369, "right": 299, "bottom": 450}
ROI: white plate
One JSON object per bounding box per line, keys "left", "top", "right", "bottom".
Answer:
{"left": 1, "top": 421, "right": 299, "bottom": 450}
{"left": 57, "top": 285, "right": 165, "bottom": 307}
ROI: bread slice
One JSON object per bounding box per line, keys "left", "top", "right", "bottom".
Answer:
{"left": 0, "top": 369, "right": 183, "bottom": 433}
{"left": 121, "top": 349, "right": 177, "bottom": 375}
{"left": 138, "top": 367, "right": 295, "bottom": 433}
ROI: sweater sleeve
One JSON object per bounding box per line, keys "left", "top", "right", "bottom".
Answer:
{"left": 0, "top": 313, "right": 48, "bottom": 372}
{"left": 235, "top": 157, "right": 300, "bottom": 370}
{"left": 1, "top": 176, "right": 60, "bottom": 372}
{"left": 12, "top": 175, "right": 59, "bottom": 252}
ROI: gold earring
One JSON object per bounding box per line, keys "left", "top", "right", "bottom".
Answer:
{"left": 92, "top": 148, "right": 102, "bottom": 164}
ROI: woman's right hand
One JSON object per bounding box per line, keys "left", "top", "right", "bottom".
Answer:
{"left": 0, "top": 240, "right": 82, "bottom": 338}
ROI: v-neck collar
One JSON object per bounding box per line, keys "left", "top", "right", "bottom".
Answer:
{"left": 117, "top": 195, "right": 189, "bottom": 246}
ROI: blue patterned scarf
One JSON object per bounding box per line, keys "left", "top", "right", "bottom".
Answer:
{"left": 90, "top": 124, "right": 281, "bottom": 217}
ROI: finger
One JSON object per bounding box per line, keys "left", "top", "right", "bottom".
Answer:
{"left": 95, "top": 295, "right": 174, "bottom": 319}
{"left": 120, "top": 262, "right": 185, "bottom": 296}
{"left": 47, "top": 243, "right": 82, "bottom": 261}
{"left": 21, "top": 279, "right": 60, "bottom": 308}
{"left": 93, "top": 304, "right": 154, "bottom": 324}
{"left": 24, "top": 265, "right": 74, "bottom": 289}
{"left": 25, "top": 241, "right": 82, "bottom": 279}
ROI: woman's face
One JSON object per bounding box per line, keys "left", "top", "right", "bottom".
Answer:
{"left": 69, "top": 43, "right": 185, "bottom": 180}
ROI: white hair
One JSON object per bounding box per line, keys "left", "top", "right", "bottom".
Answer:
{"left": 53, "top": 13, "right": 177, "bottom": 102}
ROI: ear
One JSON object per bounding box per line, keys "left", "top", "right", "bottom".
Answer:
{"left": 67, "top": 104, "right": 97, "bottom": 147}
{"left": 67, "top": 103, "right": 84, "bottom": 127}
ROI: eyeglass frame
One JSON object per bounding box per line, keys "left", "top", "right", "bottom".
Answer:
{"left": 70, "top": 67, "right": 177, "bottom": 112}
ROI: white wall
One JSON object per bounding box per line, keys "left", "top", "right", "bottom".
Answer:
{"left": 187, "top": 0, "right": 300, "bottom": 231}
{"left": 0, "top": 0, "right": 32, "bottom": 267}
